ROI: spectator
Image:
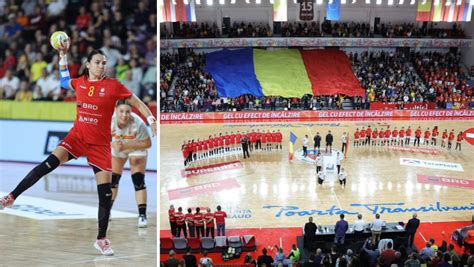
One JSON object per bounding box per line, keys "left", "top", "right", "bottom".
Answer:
{"left": 370, "top": 213, "right": 384, "bottom": 244}
{"left": 164, "top": 250, "right": 180, "bottom": 267}
{"left": 257, "top": 248, "right": 274, "bottom": 267}
{"left": 353, "top": 214, "right": 366, "bottom": 239}
{"left": 287, "top": 244, "right": 300, "bottom": 263}
{"left": 183, "top": 247, "right": 197, "bottom": 267}
{"left": 405, "top": 213, "right": 420, "bottom": 248}
{"left": 362, "top": 238, "right": 380, "bottom": 267}
{"left": 334, "top": 213, "right": 349, "bottom": 244}
{"left": 199, "top": 250, "right": 213, "bottom": 267}
{"left": 0, "top": 69, "right": 20, "bottom": 99}
{"left": 244, "top": 253, "right": 257, "bottom": 266}
{"left": 379, "top": 242, "right": 396, "bottom": 267}
{"left": 14, "top": 80, "right": 32, "bottom": 102}
{"left": 404, "top": 253, "right": 421, "bottom": 267}
{"left": 419, "top": 242, "right": 434, "bottom": 262}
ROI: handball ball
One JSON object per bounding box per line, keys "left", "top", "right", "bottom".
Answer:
{"left": 50, "top": 31, "right": 70, "bottom": 50}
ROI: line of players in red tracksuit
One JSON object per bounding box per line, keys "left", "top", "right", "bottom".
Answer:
{"left": 353, "top": 125, "right": 464, "bottom": 151}
{"left": 181, "top": 129, "right": 283, "bottom": 166}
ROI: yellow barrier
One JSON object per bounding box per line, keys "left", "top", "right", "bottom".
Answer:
{"left": 0, "top": 100, "right": 76, "bottom": 121}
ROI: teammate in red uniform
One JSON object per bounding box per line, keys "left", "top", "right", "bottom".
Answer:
{"left": 372, "top": 128, "right": 378, "bottom": 146}
{"left": 384, "top": 127, "right": 391, "bottom": 146}
{"left": 424, "top": 128, "right": 431, "bottom": 146}
{"left": 204, "top": 208, "right": 215, "bottom": 238}
{"left": 455, "top": 131, "right": 464, "bottom": 151}
{"left": 353, "top": 128, "right": 360, "bottom": 147}
{"left": 366, "top": 126, "right": 372, "bottom": 146}
{"left": 399, "top": 127, "right": 405, "bottom": 146}
{"left": 391, "top": 127, "right": 398, "bottom": 146}
{"left": 169, "top": 205, "right": 177, "bottom": 237}
{"left": 441, "top": 129, "right": 448, "bottom": 148}
{"left": 431, "top": 126, "right": 439, "bottom": 146}
{"left": 0, "top": 49, "right": 156, "bottom": 256}
{"left": 194, "top": 207, "right": 205, "bottom": 239}
{"left": 249, "top": 130, "right": 256, "bottom": 152}
{"left": 406, "top": 126, "right": 412, "bottom": 146}
{"left": 414, "top": 127, "right": 422, "bottom": 147}
{"left": 182, "top": 141, "right": 190, "bottom": 166}
{"left": 378, "top": 129, "right": 384, "bottom": 146}
{"left": 360, "top": 127, "right": 367, "bottom": 146}
{"left": 224, "top": 132, "right": 231, "bottom": 153}
{"left": 175, "top": 207, "right": 187, "bottom": 237}
{"left": 235, "top": 131, "right": 242, "bottom": 151}
{"left": 266, "top": 130, "right": 273, "bottom": 151}
{"left": 448, "top": 129, "right": 455, "bottom": 150}
{"left": 276, "top": 130, "right": 283, "bottom": 150}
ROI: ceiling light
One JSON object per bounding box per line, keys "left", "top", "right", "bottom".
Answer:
{"left": 207, "top": 0, "right": 213, "bottom": 5}
{"left": 219, "top": 0, "right": 225, "bottom": 4}
{"left": 341, "top": 0, "right": 347, "bottom": 3}
{"left": 388, "top": 0, "right": 394, "bottom": 5}
{"left": 376, "top": 0, "right": 382, "bottom": 4}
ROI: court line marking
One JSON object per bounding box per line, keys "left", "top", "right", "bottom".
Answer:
{"left": 71, "top": 253, "right": 150, "bottom": 265}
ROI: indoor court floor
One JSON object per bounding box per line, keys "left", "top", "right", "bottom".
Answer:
{"left": 0, "top": 162, "right": 157, "bottom": 266}
{"left": 160, "top": 120, "right": 474, "bottom": 232}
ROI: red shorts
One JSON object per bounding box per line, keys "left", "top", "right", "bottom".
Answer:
{"left": 59, "top": 131, "right": 112, "bottom": 172}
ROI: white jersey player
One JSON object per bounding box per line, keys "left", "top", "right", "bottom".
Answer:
{"left": 110, "top": 100, "right": 152, "bottom": 228}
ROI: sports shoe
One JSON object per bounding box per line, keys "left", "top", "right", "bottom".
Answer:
{"left": 137, "top": 215, "right": 147, "bottom": 228}
{"left": 94, "top": 238, "right": 114, "bottom": 256}
{"left": 0, "top": 193, "right": 15, "bottom": 210}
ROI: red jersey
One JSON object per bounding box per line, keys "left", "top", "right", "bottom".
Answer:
{"left": 192, "top": 142, "right": 197, "bottom": 152}
{"left": 261, "top": 134, "right": 267, "bottom": 143}
{"left": 415, "top": 129, "right": 422, "bottom": 138}
{"left": 214, "top": 210, "right": 227, "bottom": 225}
{"left": 272, "top": 133, "right": 278, "bottom": 142}
{"left": 225, "top": 135, "right": 231, "bottom": 145}
{"left": 218, "top": 136, "right": 224, "bottom": 146}
{"left": 385, "top": 129, "right": 391, "bottom": 138}
{"left": 457, "top": 134, "right": 463, "bottom": 142}
{"left": 354, "top": 131, "right": 360, "bottom": 139}
{"left": 378, "top": 131, "right": 384, "bottom": 138}
{"left": 372, "top": 130, "right": 378, "bottom": 139}
{"left": 424, "top": 130, "right": 430, "bottom": 139}
{"left": 213, "top": 138, "right": 218, "bottom": 147}
{"left": 168, "top": 209, "right": 176, "bottom": 222}
{"left": 406, "top": 128, "right": 412, "bottom": 136}
{"left": 197, "top": 141, "right": 203, "bottom": 151}
{"left": 399, "top": 129, "right": 405, "bottom": 138}
{"left": 266, "top": 133, "right": 273, "bottom": 142}
{"left": 392, "top": 130, "right": 398, "bottom": 138}
{"left": 449, "top": 132, "right": 455, "bottom": 141}
{"left": 249, "top": 133, "right": 256, "bottom": 143}
{"left": 194, "top": 212, "right": 204, "bottom": 226}
{"left": 203, "top": 141, "right": 209, "bottom": 150}
{"left": 185, "top": 213, "right": 194, "bottom": 226}
{"left": 230, "top": 134, "right": 236, "bottom": 144}
{"left": 360, "top": 129, "right": 367, "bottom": 138}
{"left": 175, "top": 211, "right": 185, "bottom": 225}
{"left": 432, "top": 129, "right": 439, "bottom": 137}
{"left": 71, "top": 76, "right": 131, "bottom": 145}
{"left": 236, "top": 134, "right": 242, "bottom": 143}
{"left": 366, "top": 127, "right": 372, "bottom": 137}
{"left": 204, "top": 212, "right": 215, "bottom": 227}
{"left": 442, "top": 132, "right": 448, "bottom": 139}
{"left": 182, "top": 145, "right": 189, "bottom": 158}
{"left": 256, "top": 132, "right": 262, "bottom": 140}
{"left": 276, "top": 132, "right": 283, "bottom": 142}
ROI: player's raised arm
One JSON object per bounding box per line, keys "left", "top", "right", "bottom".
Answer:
{"left": 52, "top": 31, "right": 73, "bottom": 91}
{"left": 127, "top": 94, "right": 157, "bottom": 136}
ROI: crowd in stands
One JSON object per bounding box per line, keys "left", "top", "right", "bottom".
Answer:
{"left": 0, "top": 0, "right": 157, "bottom": 106}
{"left": 412, "top": 51, "right": 472, "bottom": 109}
{"left": 161, "top": 20, "right": 466, "bottom": 39}
{"left": 160, "top": 49, "right": 473, "bottom": 113}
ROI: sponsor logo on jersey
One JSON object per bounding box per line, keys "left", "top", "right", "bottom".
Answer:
{"left": 79, "top": 85, "right": 86, "bottom": 89}
{"left": 79, "top": 115, "right": 99, "bottom": 125}
{"left": 99, "top": 88, "right": 105, "bottom": 97}
{"left": 78, "top": 102, "right": 98, "bottom": 110}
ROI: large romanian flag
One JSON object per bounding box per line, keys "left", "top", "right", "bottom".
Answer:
{"left": 205, "top": 48, "right": 365, "bottom": 98}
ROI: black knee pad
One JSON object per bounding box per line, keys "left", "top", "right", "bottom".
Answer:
{"left": 38, "top": 154, "right": 60, "bottom": 174}
{"left": 132, "top": 172, "right": 146, "bottom": 191}
{"left": 111, "top": 173, "right": 122, "bottom": 188}
{"left": 97, "top": 183, "right": 112, "bottom": 209}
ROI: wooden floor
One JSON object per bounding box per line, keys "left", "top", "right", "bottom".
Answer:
{"left": 160, "top": 120, "right": 474, "bottom": 231}
{"left": 0, "top": 163, "right": 157, "bottom": 266}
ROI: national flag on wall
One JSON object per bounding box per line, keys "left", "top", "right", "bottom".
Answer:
{"left": 161, "top": 0, "right": 197, "bottom": 22}
{"left": 327, "top": 0, "right": 341, "bottom": 21}
{"left": 416, "top": 0, "right": 433, "bottom": 21}
{"left": 431, "top": 0, "right": 445, "bottom": 21}
{"left": 273, "top": 0, "right": 288, "bottom": 22}
{"left": 289, "top": 132, "right": 297, "bottom": 161}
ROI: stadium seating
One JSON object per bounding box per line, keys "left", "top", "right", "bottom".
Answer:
{"left": 160, "top": 237, "right": 174, "bottom": 253}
